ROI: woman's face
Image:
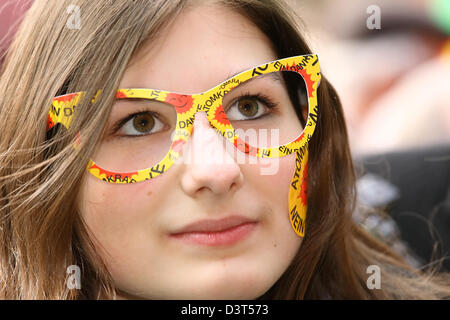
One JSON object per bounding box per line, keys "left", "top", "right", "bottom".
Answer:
{"left": 78, "top": 4, "right": 303, "bottom": 299}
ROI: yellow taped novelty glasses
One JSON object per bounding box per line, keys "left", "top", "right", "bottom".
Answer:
{"left": 47, "top": 54, "right": 321, "bottom": 186}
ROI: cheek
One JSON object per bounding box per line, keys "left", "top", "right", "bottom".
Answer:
{"left": 242, "top": 154, "right": 303, "bottom": 276}
{"left": 248, "top": 155, "right": 296, "bottom": 211}
{"left": 245, "top": 154, "right": 302, "bottom": 241}
{"left": 77, "top": 173, "right": 167, "bottom": 263}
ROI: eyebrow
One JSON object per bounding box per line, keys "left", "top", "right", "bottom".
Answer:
{"left": 225, "top": 68, "right": 282, "bottom": 83}
{"left": 219, "top": 72, "right": 282, "bottom": 95}
{"left": 114, "top": 98, "right": 168, "bottom": 106}
{"left": 223, "top": 69, "right": 283, "bottom": 91}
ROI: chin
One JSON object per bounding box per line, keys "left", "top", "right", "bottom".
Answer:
{"left": 165, "top": 287, "right": 269, "bottom": 300}
{"left": 115, "top": 259, "right": 282, "bottom": 300}
{"left": 171, "top": 271, "right": 276, "bottom": 300}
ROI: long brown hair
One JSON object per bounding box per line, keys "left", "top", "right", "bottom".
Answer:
{"left": 0, "top": 0, "right": 449, "bottom": 299}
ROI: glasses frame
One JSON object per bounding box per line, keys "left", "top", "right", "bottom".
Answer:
{"left": 47, "top": 54, "right": 321, "bottom": 184}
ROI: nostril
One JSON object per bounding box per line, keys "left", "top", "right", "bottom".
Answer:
{"left": 196, "top": 186, "right": 208, "bottom": 195}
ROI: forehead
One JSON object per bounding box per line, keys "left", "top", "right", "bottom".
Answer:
{"left": 119, "top": 4, "right": 277, "bottom": 94}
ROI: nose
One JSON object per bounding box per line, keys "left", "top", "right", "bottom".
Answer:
{"left": 179, "top": 111, "right": 243, "bottom": 198}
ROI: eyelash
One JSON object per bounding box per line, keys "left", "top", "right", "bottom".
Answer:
{"left": 110, "top": 92, "right": 279, "bottom": 138}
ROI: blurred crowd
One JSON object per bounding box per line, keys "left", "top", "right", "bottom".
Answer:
{"left": 292, "top": 0, "right": 450, "bottom": 155}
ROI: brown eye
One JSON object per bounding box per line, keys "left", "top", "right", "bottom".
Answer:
{"left": 117, "top": 111, "right": 165, "bottom": 137}
{"left": 237, "top": 98, "right": 259, "bottom": 117}
{"left": 226, "top": 96, "right": 270, "bottom": 121}
{"left": 133, "top": 113, "right": 155, "bottom": 133}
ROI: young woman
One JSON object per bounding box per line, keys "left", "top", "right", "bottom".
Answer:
{"left": 0, "top": 0, "right": 449, "bottom": 299}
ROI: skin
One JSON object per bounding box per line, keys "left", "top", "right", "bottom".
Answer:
{"left": 78, "top": 4, "right": 304, "bottom": 299}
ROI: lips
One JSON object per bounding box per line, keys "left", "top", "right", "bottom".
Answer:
{"left": 171, "top": 215, "right": 256, "bottom": 234}
{"left": 169, "top": 215, "right": 258, "bottom": 246}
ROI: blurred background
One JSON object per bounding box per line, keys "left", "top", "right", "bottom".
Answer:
{"left": 0, "top": 0, "right": 31, "bottom": 66}
{"left": 290, "top": 0, "right": 450, "bottom": 155}
{"left": 1, "top": 0, "right": 449, "bottom": 270}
